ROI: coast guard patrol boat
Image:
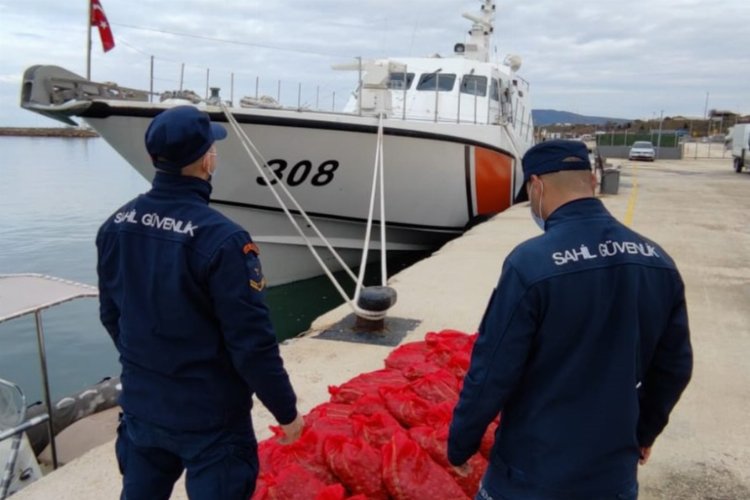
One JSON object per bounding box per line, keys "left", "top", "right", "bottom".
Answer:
{"left": 20, "top": 1, "right": 534, "bottom": 286}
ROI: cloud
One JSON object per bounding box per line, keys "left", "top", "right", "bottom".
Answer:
{"left": 0, "top": 74, "right": 21, "bottom": 84}
{"left": 1, "top": 0, "right": 749, "bottom": 126}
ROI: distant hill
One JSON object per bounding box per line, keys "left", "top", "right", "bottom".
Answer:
{"left": 532, "top": 110, "right": 630, "bottom": 127}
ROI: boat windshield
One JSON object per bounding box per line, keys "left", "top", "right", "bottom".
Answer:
{"left": 490, "top": 79, "right": 500, "bottom": 101}
{"left": 388, "top": 72, "right": 415, "bottom": 90}
{"left": 460, "top": 75, "right": 487, "bottom": 96}
{"left": 417, "top": 73, "right": 457, "bottom": 92}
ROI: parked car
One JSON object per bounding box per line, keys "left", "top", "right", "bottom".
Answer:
{"left": 628, "top": 141, "right": 656, "bottom": 161}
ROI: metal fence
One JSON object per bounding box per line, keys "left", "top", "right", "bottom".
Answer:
{"left": 597, "top": 145, "right": 682, "bottom": 160}
{"left": 595, "top": 133, "right": 732, "bottom": 160}
{"left": 680, "top": 140, "right": 732, "bottom": 159}
{"left": 595, "top": 131, "right": 681, "bottom": 148}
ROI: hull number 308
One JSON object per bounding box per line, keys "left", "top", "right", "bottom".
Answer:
{"left": 257, "top": 159, "right": 339, "bottom": 187}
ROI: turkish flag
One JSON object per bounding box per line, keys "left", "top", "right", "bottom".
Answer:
{"left": 91, "top": 0, "right": 115, "bottom": 53}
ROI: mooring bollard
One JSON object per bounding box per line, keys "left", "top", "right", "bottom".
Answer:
{"left": 355, "top": 286, "right": 398, "bottom": 331}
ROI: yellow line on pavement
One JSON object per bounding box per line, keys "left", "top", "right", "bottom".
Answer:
{"left": 624, "top": 164, "right": 638, "bottom": 227}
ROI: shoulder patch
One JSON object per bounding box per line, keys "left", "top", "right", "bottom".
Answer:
{"left": 249, "top": 275, "right": 267, "bottom": 292}
{"left": 243, "top": 242, "right": 260, "bottom": 256}
{"left": 245, "top": 252, "right": 267, "bottom": 292}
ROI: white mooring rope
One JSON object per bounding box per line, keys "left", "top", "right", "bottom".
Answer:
{"left": 219, "top": 103, "right": 390, "bottom": 320}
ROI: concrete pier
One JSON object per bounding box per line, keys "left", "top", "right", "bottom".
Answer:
{"left": 14, "top": 157, "right": 750, "bottom": 499}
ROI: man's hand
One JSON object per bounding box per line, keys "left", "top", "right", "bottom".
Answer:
{"left": 452, "top": 463, "right": 472, "bottom": 477}
{"left": 277, "top": 413, "right": 304, "bottom": 445}
{"left": 639, "top": 446, "right": 652, "bottom": 465}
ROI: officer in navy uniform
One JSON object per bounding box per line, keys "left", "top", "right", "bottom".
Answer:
{"left": 448, "top": 140, "right": 693, "bottom": 499}
{"left": 97, "top": 106, "right": 303, "bottom": 499}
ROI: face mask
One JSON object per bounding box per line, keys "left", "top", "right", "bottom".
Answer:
{"left": 205, "top": 150, "right": 218, "bottom": 182}
{"left": 531, "top": 207, "right": 544, "bottom": 230}
{"left": 530, "top": 179, "right": 545, "bottom": 231}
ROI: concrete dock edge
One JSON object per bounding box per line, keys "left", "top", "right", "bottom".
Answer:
{"left": 14, "top": 158, "right": 750, "bottom": 499}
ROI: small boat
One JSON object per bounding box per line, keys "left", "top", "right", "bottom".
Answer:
{"left": 20, "top": 0, "right": 534, "bottom": 286}
{"left": 0, "top": 274, "right": 116, "bottom": 497}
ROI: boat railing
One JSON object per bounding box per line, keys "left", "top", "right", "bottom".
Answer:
{"left": 208, "top": 77, "right": 513, "bottom": 127}
{"left": 113, "top": 61, "right": 524, "bottom": 128}
{"left": 0, "top": 274, "right": 99, "bottom": 472}
{"left": 24, "top": 64, "right": 531, "bottom": 133}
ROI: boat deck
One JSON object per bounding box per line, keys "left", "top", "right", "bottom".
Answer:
{"left": 14, "top": 157, "right": 750, "bottom": 499}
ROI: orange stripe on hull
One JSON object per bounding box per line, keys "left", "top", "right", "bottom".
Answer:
{"left": 474, "top": 147, "right": 513, "bottom": 215}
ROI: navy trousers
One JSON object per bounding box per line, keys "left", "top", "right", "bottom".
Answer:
{"left": 475, "top": 460, "right": 639, "bottom": 500}
{"left": 115, "top": 413, "right": 258, "bottom": 500}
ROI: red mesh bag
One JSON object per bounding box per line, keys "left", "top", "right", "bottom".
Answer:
{"left": 422, "top": 401, "right": 455, "bottom": 427}
{"left": 421, "top": 331, "right": 477, "bottom": 379}
{"left": 401, "top": 361, "right": 445, "bottom": 380}
{"left": 443, "top": 349, "right": 473, "bottom": 379}
{"left": 409, "top": 369, "right": 460, "bottom": 403}
{"left": 252, "top": 463, "right": 337, "bottom": 500}
{"left": 380, "top": 386, "right": 433, "bottom": 428}
{"left": 324, "top": 435, "right": 389, "bottom": 500}
{"left": 315, "top": 483, "right": 348, "bottom": 500}
{"left": 257, "top": 439, "right": 280, "bottom": 475}
{"left": 384, "top": 341, "right": 430, "bottom": 370}
{"left": 351, "top": 411, "right": 404, "bottom": 448}
{"left": 305, "top": 402, "right": 354, "bottom": 425}
{"left": 425, "top": 330, "right": 476, "bottom": 352}
{"left": 329, "top": 369, "right": 408, "bottom": 403}
{"left": 381, "top": 432, "right": 469, "bottom": 500}
{"left": 479, "top": 420, "right": 499, "bottom": 459}
{"left": 408, "top": 426, "right": 487, "bottom": 497}
{"left": 251, "top": 472, "right": 274, "bottom": 500}
{"left": 263, "top": 430, "right": 337, "bottom": 484}
{"left": 349, "top": 393, "right": 389, "bottom": 416}
{"left": 306, "top": 415, "right": 355, "bottom": 457}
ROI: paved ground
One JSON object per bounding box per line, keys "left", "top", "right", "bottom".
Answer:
{"left": 14, "top": 157, "right": 750, "bottom": 499}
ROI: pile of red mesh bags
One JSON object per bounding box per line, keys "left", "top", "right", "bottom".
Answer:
{"left": 252, "top": 329, "right": 498, "bottom": 500}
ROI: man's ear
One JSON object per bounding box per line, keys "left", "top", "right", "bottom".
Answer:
{"left": 590, "top": 172, "right": 598, "bottom": 194}
{"left": 528, "top": 175, "right": 539, "bottom": 194}
{"left": 201, "top": 154, "right": 212, "bottom": 177}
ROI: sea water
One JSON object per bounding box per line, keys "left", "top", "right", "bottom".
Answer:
{"left": 0, "top": 136, "right": 426, "bottom": 403}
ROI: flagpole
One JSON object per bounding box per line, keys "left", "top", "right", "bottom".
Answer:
{"left": 86, "top": 0, "right": 92, "bottom": 79}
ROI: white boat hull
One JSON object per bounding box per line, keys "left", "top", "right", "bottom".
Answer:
{"left": 83, "top": 104, "right": 523, "bottom": 285}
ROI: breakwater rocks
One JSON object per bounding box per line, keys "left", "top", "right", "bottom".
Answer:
{"left": 0, "top": 127, "right": 99, "bottom": 138}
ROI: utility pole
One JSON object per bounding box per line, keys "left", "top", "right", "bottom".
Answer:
{"left": 657, "top": 110, "right": 664, "bottom": 158}
{"left": 149, "top": 56, "right": 154, "bottom": 103}
{"left": 703, "top": 92, "right": 710, "bottom": 138}
{"left": 86, "top": 0, "right": 93, "bottom": 79}
{"left": 703, "top": 91, "right": 709, "bottom": 120}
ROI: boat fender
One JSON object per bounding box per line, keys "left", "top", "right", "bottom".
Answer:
{"left": 23, "top": 376, "right": 121, "bottom": 456}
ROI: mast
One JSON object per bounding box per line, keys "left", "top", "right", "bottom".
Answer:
{"left": 458, "top": 0, "right": 496, "bottom": 62}
{"left": 86, "top": 0, "right": 92, "bottom": 79}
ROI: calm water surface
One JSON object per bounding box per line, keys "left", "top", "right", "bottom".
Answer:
{"left": 0, "top": 137, "right": 426, "bottom": 403}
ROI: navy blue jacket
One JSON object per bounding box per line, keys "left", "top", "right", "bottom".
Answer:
{"left": 448, "top": 198, "right": 692, "bottom": 496}
{"left": 97, "top": 172, "right": 297, "bottom": 433}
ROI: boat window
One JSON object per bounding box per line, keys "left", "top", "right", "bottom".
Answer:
{"left": 388, "top": 72, "right": 415, "bottom": 90}
{"left": 460, "top": 75, "right": 487, "bottom": 96}
{"left": 490, "top": 78, "right": 500, "bottom": 101}
{"left": 416, "top": 73, "right": 457, "bottom": 92}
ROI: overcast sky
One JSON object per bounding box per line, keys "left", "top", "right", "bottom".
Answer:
{"left": 1, "top": 0, "right": 748, "bottom": 126}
